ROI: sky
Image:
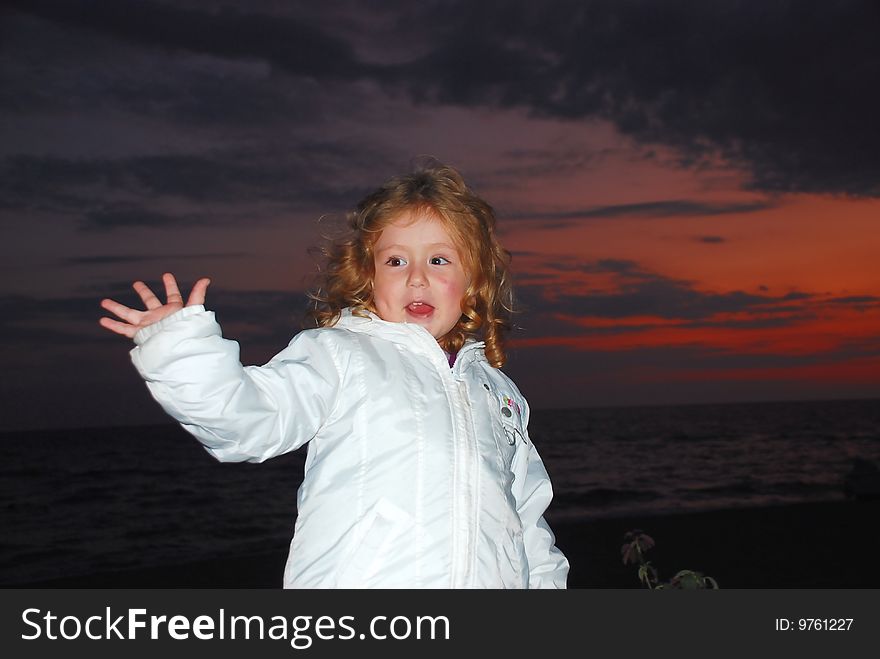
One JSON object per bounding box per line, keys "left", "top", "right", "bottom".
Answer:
{"left": 1, "top": 0, "right": 879, "bottom": 432}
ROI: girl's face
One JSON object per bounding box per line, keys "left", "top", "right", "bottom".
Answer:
{"left": 372, "top": 210, "right": 469, "bottom": 341}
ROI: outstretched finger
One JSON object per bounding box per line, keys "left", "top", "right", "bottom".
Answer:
{"left": 163, "top": 272, "right": 184, "bottom": 306}
{"left": 98, "top": 316, "right": 137, "bottom": 338}
{"left": 100, "top": 297, "right": 136, "bottom": 322}
{"left": 186, "top": 277, "right": 211, "bottom": 307}
{"left": 133, "top": 280, "right": 162, "bottom": 310}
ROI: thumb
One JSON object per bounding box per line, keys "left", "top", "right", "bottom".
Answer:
{"left": 186, "top": 277, "right": 211, "bottom": 306}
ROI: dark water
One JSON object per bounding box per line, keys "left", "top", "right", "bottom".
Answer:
{"left": 533, "top": 398, "right": 880, "bottom": 520}
{"left": 2, "top": 398, "right": 879, "bottom": 585}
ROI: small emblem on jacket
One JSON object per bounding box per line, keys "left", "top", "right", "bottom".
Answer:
{"left": 501, "top": 394, "right": 520, "bottom": 415}
{"left": 499, "top": 393, "right": 526, "bottom": 446}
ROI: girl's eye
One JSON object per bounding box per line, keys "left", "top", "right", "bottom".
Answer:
{"left": 385, "top": 257, "right": 407, "bottom": 267}
{"left": 430, "top": 256, "right": 451, "bottom": 265}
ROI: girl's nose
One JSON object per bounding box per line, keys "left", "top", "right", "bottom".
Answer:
{"left": 407, "top": 265, "right": 427, "bottom": 288}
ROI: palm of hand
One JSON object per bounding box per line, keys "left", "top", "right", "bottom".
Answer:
{"left": 99, "top": 273, "right": 211, "bottom": 339}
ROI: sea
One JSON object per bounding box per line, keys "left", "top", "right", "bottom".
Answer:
{"left": 2, "top": 398, "right": 879, "bottom": 586}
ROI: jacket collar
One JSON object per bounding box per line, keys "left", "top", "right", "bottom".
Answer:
{"left": 333, "top": 308, "right": 486, "bottom": 369}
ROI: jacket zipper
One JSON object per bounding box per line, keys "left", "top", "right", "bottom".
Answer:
{"left": 435, "top": 340, "right": 482, "bottom": 588}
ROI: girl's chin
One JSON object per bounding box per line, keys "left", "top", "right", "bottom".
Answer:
{"left": 406, "top": 316, "right": 447, "bottom": 339}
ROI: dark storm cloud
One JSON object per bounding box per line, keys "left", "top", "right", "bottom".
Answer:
{"left": 513, "top": 258, "right": 818, "bottom": 338}
{"left": 829, "top": 295, "right": 879, "bottom": 305}
{"left": 2, "top": 152, "right": 350, "bottom": 204}
{"left": 827, "top": 295, "right": 880, "bottom": 311}
{"left": 0, "top": 155, "right": 197, "bottom": 214}
{"left": 508, "top": 199, "right": 774, "bottom": 222}
{"left": 1, "top": 147, "right": 386, "bottom": 227}
{"left": 64, "top": 252, "right": 245, "bottom": 266}
{"left": 1, "top": 8, "right": 363, "bottom": 131}
{"left": 82, "top": 204, "right": 203, "bottom": 231}
{"left": 395, "top": 0, "right": 880, "bottom": 197}
{"left": 10, "top": 1, "right": 876, "bottom": 197}
{"left": 551, "top": 280, "right": 776, "bottom": 321}
{"left": 5, "top": 0, "right": 374, "bottom": 81}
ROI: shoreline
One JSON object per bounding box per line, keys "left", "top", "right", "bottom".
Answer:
{"left": 8, "top": 499, "right": 879, "bottom": 589}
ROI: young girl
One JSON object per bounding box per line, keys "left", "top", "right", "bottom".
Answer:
{"left": 99, "top": 163, "right": 569, "bottom": 589}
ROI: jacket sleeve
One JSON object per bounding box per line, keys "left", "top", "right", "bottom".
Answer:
{"left": 129, "top": 305, "right": 341, "bottom": 463}
{"left": 512, "top": 400, "right": 570, "bottom": 589}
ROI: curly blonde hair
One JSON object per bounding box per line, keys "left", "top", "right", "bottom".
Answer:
{"left": 307, "top": 162, "right": 514, "bottom": 367}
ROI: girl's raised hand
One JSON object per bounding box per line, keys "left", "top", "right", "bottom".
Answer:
{"left": 99, "top": 273, "right": 211, "bottom": 339}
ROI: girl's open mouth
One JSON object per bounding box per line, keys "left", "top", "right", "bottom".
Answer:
{"left": 406, "top": 301, "right": 435, "bottom": 317}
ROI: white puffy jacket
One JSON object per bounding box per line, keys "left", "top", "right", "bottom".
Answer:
{"left": 131, "top": 306, "right": 569, "bottom": 588}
